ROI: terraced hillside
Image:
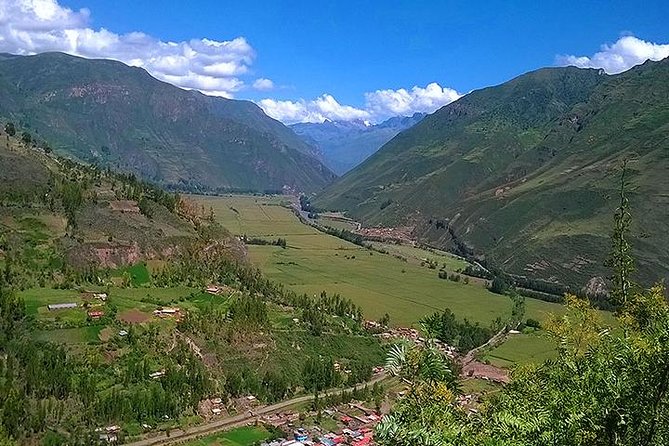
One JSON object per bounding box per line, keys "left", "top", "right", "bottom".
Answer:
{"left": 0, "top": 124, "right": 243, "bottom": 288}
{"left": 0, "top": 52, "right": 335, "bottom": 193}
{"left": 316, "top": 59, "right": 669, "bottom": 286}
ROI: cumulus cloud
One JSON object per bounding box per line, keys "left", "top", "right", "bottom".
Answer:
{"left": 252, "top": 77, "right": 274, "bottom": 91}
{"left": 0, "top": 0, "right": 256, "bottom": 97}
{"left": 258, "top": 94, "right": 370, "bottom": 124}
{"left": 258, "top": 82, "right": 461, "bottom": 124}
{"left": 365, "top": 83, "right": 461, "bottom": 119}
{"left": 556, "top": 35, "right": 669, "bottom": 74}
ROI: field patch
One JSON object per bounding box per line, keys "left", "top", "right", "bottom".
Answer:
{"left": 33, "top": 326, "right": 103, "bottom": 344}
{"left": 484, "top": 332, "right": 557, "bottom": 367}
{"left": 182, "top": 426, "right": 275, "bottom": 446}
{"left": 114, "top": 262, "right": 151, "bottom": 286}
{"left": 118, "top": 309, "right": 152, "bottom": 324}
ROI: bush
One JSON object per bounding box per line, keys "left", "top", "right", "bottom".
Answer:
{"left": 525, "top": 318, "right": 541, "bottom": 329}
{"left": 489, "top": 276, "right": 509, "bottom": 295}
{"left": 4, "top": 122, "right": 16, "bottom": 136}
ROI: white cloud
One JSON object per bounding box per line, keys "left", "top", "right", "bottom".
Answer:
{"left": 0, "top": 0, "right": 256, "bottom": 97}
{"left": 258, "top": 95, "right": 370, "bottom": 124}
{"left": 556, "top": 35, "right": 669, "bottom": 74}
{"left": 365, "top": 83, "right": 461, "bottom": 120}
{"left": 252, "top": 77, "right": 275, "bottom": 91}
{"left": 258, "top": 82, "right": 461, "bottom": 124}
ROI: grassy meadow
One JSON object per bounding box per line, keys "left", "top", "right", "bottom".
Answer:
{"left": 182, "top": 426, "right": 276, "bottom": 446}
{"left": 191, "top": 195, "right": 565, "bottom": 329}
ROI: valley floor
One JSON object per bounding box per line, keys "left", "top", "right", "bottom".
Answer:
{"left": 190, "top": 194, "right": 569, "bottom": 366}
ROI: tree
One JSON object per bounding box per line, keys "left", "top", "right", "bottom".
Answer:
{"left": 385, "top": 341, "right": 456, "bottom": 388}
{"left": 489, "top": 275, "right": 508, "bottom": 295}
{"left": 20, "top": 131, "right": 31, "bottom": 145}
{"left": 509, "top": 293, "right": 526, "bottom": 329}
{"left": 3, "top": 122, "right": 15, "bottom": 137}
{"left": 138, "top": 197, "right": 154, "bottom": 219}
{"left": 605, "top": 159, "right": 636, "bottom": 309}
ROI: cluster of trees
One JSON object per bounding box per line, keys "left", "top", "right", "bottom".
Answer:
{"left": 378, "top": 282, "right": 669, "bottom": 446}
{"left": 420, "top": 309, "right": 496, "bottom": 353}
{"left": 437, "top": 270, "right": 469, "bottom": 284}
{"left": 462, "top": 264, "right": 493, "bottom": 280}
{"left": 299, "top": 195, "right": 315, "bottom": 213}
{"left": 109, "top": 171, "right": 180, "bottom": 214}
{"left": 223, "top": 367, "right": 292, "bottom": 403}
{"left": 228, "top": 295, "right": 269, "bottom": 328}
{"left": 3, "top": 122, "right": 16, "bottom": 137}
{"left": 318, "top": 226, "right": 368, "bottom": 247}
{"left": 241, "top": 236, "right": 287, "bottom": 248}
{"left": 317, "top": 381, "right": 385, "bottom": 412}
{"left": 303, "top": 357, "right": 340, "bottom": 396}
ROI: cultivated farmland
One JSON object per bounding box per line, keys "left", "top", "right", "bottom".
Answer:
{"left": 191, "top": 195, "right": 565, "bottom": 328}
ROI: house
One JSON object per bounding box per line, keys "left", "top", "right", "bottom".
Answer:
{"left": 118, "top": 330, "right": 128, "bottom": 337}
{"left": 149, "top": 370, "right": 165, "bottom": 379}
{"left": 95, "top": 425, "right": 120, "bottom": 443}
{"left": 153, "top": 307, "right": 180, "bottom": 317}
{"left": 88, "top": 310, "right": 105, "bottom": 319}
{"left": 98, "top": 432, "right": 118, "bottom": 443}
{"left": 48, "top": 303, "right": 77, "bottom": 311}
{"left": 293, "top": 428, "right": 309, "bottom": 442}
{"left": 212, "top": 408, "right": 222, "bottom": 415}
{"left": 94, "top": 292, "right": 108, "bottom": 301}
{"left": 354, "top": 415, "right": 368, "bottom": 424}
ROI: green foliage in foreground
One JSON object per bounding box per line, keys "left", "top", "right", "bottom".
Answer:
{"left": 377, "top": 286, "right": 669, "bottom": 446}
{"left": 376, "top": 187, "right": 669, "bottom": 445}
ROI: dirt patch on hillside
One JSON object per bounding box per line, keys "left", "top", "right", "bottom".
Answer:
{"left": 462, "top": 360, "right": 510, "bottom": 384}
{"left": 109, "top": 200, "right": 140, "bottom": 213}
{"left": 356, "top": 226, "right": 415, "bottom": 243}
{"left": 118, "top": 309, "right": 151, "bottom": 324}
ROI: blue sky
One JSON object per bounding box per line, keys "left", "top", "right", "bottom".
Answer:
{"left": 2, "top": 0, "right": 669, "bottom": 122}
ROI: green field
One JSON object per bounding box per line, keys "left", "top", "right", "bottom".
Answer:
{"left": 483, "top": 332, "right": 558, "bottom": 367}
{"left": 191, "top": 195, "right": 565, "bottom": 329}
{"left": 370, "top": 241, "right": 469, "bottom": 271}
{"left": 33, "top": 326, "right": 104, "bottom": 344}
{"left": 182, "top": 426, "right": 276, "bottom": 446}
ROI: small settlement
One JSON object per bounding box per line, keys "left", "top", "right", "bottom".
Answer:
{"left": 259, "top": 402, "right": 381, "bottom": 446}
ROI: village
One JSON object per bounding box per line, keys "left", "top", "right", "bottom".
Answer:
{"left": 258, "top": 401, "right": 382, "bottom": 446}
{"left": 43, "top": 284, "right": 501, "bottom": 446}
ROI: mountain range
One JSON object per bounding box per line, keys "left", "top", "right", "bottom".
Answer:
{"left": 290, "top": 113, "right": 425, "bottom": 174}
{"left": 315, "top": 58, "right": 669, "bottom": 286}
{"left": 0, "top": 52, "right": 335, "bottom": 193}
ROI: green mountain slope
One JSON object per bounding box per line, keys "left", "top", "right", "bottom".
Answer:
{"left": 315, "top": 59, "right": 669, "bottom": 286}
{"left": 0, "top": 125, "right": 245, "bottom": 288}
{"left": 0, "top": 52, "right": 335, "bottom": 193}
